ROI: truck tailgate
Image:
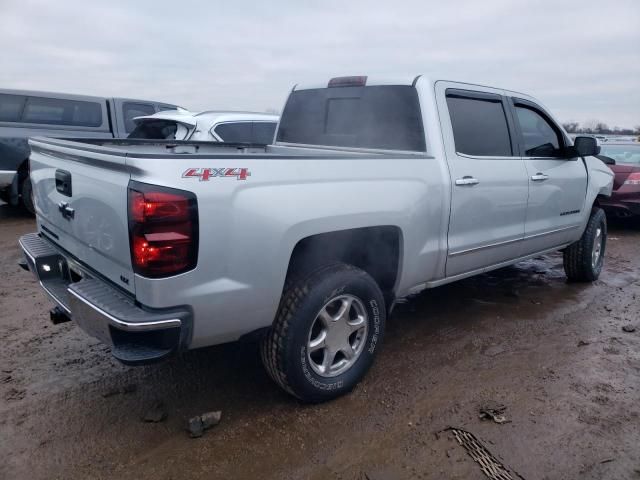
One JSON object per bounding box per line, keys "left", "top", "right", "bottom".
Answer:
{"left": 29, "top": 138, "right": 135, "bottom": 294}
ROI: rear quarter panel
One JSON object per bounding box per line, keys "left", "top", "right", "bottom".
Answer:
{"left": 127, "top": 153, "right": 448, "bottom": 347}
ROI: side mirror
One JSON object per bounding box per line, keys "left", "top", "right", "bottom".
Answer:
{"left": 573, "top": 136, "right": 601, "bottom": 157}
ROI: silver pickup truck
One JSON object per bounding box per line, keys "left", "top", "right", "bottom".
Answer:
{"left": 19, "top": 75, "right": 613, "bottom": 402}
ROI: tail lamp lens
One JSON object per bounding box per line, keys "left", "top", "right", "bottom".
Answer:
{"left": 128, "top": 182, "right": 198, "bottom": 278}
{"left": 623, "top": 172, "right": 640, "bottom": 186}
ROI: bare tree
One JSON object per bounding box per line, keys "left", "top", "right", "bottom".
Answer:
{"left": 562, "top": 122, "right": 580, "bottom": 133}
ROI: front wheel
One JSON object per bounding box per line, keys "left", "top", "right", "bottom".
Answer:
{"left": 563, "top": 207, "right": 607, "bottom": 282}
{"left": 260, "top": 264, "right": 386, "bottom": 403}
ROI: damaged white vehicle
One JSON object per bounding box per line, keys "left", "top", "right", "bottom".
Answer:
{"left": 20, "top": 75, "right": 613, "bottom": 403}
{"left": 127, "top": 109, "right": 279, "bottom": 144}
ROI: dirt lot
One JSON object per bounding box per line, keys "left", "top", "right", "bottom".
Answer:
{"left": 0, "top": 203, "right": 639, "bottom": 480}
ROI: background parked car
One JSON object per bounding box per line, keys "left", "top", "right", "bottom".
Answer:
{"left": 597, "top": 142, "right": 640, "bottom": 219}
{"left": 128, "top": 110, "right": 279, "bottom": 144}
{"left": 0, "top": 89, "right": 181, "bottom": 212}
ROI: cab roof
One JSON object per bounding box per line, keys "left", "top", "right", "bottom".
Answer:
{"left": 292, "top": 75, "right": 532, "bottom": 99}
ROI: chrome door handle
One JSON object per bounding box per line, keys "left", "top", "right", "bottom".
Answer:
{"left": 531, "top": 173, "right": 549, "bottom": 182}
{"left": 455, "top": 176, "right": 479, "bottom": 186}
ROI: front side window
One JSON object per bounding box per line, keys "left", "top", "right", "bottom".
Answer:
{"left": 214, "top": 122, "right": 252, "bottom": 143}
{"left": 0, "top": 94, "right": 26, "bottom": 122}
{"left": 21, "top": 97, "right": 102, "bottom": 127}
{"left": 514, "top": 105, "right": 563, "bottom": 157}
{"left": 123, "top": 103, "right": 155, "bottom": 133}
{"left": 446, "top": 93, "right": 513, "bottom": 157}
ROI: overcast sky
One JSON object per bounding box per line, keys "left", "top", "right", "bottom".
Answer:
{"left": 1, "top": 0, "right": 638, "bottom": 127}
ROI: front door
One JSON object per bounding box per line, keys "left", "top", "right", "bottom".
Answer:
{"left": 510, "top": 99, "right": 588, "bottom": 254}
{"left": 436, "top": 83, "right": 529, "bottom": 277}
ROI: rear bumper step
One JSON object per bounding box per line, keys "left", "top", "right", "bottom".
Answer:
{"left": 19, "top": 232, "right": 191, "bottom": 365}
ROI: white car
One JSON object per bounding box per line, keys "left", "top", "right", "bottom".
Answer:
{"left": 128, "top": 109, "right": 279, "bottom": 144}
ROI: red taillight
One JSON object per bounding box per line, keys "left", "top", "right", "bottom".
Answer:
{"left": 128, "top": 182, "right": 198, "bottom": 278}
{"left": 623, "top": 172, "right": 640, "bottom": 186}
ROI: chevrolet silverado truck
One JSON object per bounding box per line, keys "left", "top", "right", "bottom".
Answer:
{"left": 0, "top": 89, "right": 181, "bottom": 213}
{"left": 19, "top": 75, "right": 613, "bottom": 402}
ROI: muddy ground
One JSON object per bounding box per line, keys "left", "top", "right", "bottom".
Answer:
{"left": 0, "top": 202, "right": 638, "bottom": 480}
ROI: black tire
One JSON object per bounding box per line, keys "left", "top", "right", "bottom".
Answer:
{"left": 260, "top": 263, "right": 386, "bottom": 403}
{"left": 21, "top": 176, "right": 34, "bottom": 215}
{"left": 563, "top": 207, "right": 607, "bottom": 282}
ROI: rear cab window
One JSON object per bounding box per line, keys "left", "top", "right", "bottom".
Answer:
{"left": 446, "top": 90, "right": 513, "bottom": 157}
{"left": 0, "top": 93, "right": 103, "bottom": 127}
{"left": 276, "top": 85, "right": 425, "bottom": 151}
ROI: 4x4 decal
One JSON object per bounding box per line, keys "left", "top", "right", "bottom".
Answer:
{"left": 182, "top": 167, "right": 251, "bottom": 181}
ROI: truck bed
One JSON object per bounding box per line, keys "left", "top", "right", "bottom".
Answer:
{"left": 29, "top": 137, "right": 427, "bottom": 160}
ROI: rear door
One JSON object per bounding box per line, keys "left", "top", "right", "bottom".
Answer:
{"left": 509, "top": 98, "right": 588, "bottom": 254}
{"left": 435, "top": 83, "right": 529, "bottom": 277}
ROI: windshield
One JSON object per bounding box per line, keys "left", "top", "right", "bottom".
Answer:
{"left": 599, "top": 144, "right": 640, "bottom": 165}
{"left": 276, "top": 85, "right": 425, "bottom": 151}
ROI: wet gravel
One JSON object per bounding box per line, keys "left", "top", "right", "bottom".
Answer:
{"left": 1, "top": 203, "right": 639, "bottom": 480}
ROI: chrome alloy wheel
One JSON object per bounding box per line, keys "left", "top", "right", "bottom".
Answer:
{"left": 592, "top": 226, "right": 604, "bottom": 269}
{"left": 306, "top": 294, "right": 369, "bottom": 378}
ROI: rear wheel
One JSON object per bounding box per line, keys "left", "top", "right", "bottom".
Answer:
{"left": 260, "top": 263, "right": 386, "bottom": 403}
{"left": 563, "top": 207, "right": 607, "bottom": 282}
{"left": 21, "top": 176, "right": 34, "bottom": 215}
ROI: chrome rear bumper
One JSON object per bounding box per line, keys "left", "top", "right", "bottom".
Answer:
{"left": 19, "top": 232, "right": 191, "bottom": 365}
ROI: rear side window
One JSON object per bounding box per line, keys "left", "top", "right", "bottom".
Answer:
{"left": 0, "top": 94, "right": 26, "bottom": 121}
{"left": 214, "top": 122, "right": 252, "bottom": 143}
{"left": 252, "top": 122, "right": 277, "bottom": 144}
{"left": 123, "top": 102, "right": 156, "bottom": 133}
{"left": 276, "top": 86, "right": 425, "bottom": 151}
{"left": 6, "top": 96, "right": 103, "bottom": 127}
{"left": 514, "top": 105, "right": 563, "bottom": 157}
{"left": 446, "top": 94, "right": 512, "bottom": 156}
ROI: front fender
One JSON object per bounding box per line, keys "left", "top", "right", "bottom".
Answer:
{"left": 585, "top": 155, "right": 614, "bottom": 201}
{"left": 578, "top": 156, "right": 614, "bottom": 233}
